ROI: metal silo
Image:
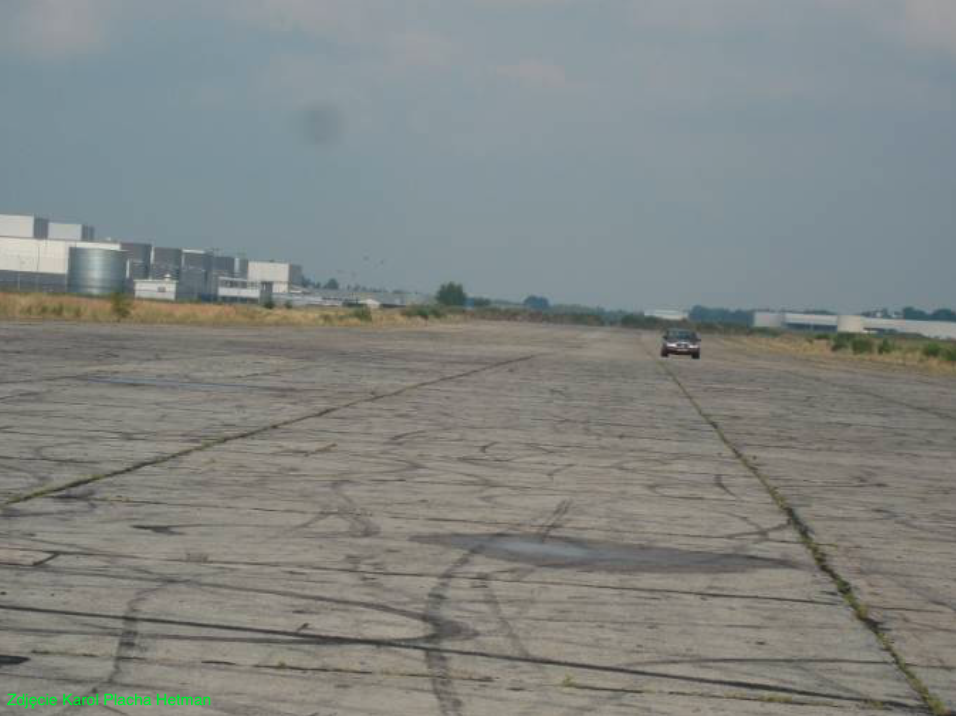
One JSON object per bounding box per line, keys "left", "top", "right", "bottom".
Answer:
{"left": 180, "top": 249, "right": 212, "bottom": 299}
{"left": 121, "top": 241, "right": 152, "bottom": 280}
{"left": 68, "top": 246, "right": 128, "bottom": 296}
{"left": 150, "top": 247, "right": 183, "bottom": 280}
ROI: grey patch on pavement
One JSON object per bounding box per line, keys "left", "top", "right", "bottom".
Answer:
{"left": 412, "top": 534, "right": 792, "bottom": 573}
{"left": 0, "top": 655, "right": 30, "bottom": 666}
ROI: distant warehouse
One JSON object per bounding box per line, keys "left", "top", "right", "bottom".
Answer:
{"left": 246, "top": 260, "right": 302, "bottom": 294}
{"left": 0, "top": 213, "right": 126, "bottom": 295}
{"left": 753, "top": 311, "right": 956, "bottom": 341}
{"left": 1, "top": 212, "right": 304, "bottom": 304}
{"left": 0, "top": 213, "right": 50, "bottom": 240}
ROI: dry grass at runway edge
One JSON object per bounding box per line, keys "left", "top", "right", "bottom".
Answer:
{"left": 732, "top": 333, "right": 956, "bottom": 376}
{"left": 0, "top": 292, "right": 462, "bottom": 328}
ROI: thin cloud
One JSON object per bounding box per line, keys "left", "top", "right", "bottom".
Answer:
{"left": 0, "top": 0, "right": 118, "bottom": 60}
{"left": 387, "top": 31, "right": 457, "bottom": 70}
{"left": 901, "top": 0, "right": 956, "bottom": 56}
{"left": 497, "top": 59, "right": 569, "bottom": 89}
{"left": 229, "top": 0, "right": 401, "bottom": 43}
{"left": 627, "top": 0, "right": 956, "bottom": 58}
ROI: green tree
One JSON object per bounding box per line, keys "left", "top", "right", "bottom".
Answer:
{"left": 436, "top": 282, "right": 467, "bottom": 307}
{"left": 324, "top": 278, "right": 340, "bottom": 290}
{"left": 930, "top": 308, "right": 956, "bottom": 322}
{"left": 523, "top": 295, "right": 551, "bottom": 311}
{"left": 688, "top": 305, "right": 752, "bottom": 325}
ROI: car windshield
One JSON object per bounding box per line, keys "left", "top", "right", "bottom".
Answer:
{"left": 667, "top": 330, "right": 697, "bottom": 341}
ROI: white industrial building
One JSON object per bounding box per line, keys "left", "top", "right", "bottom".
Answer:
{"left": 0, "top": 234, "right": 125, "bottom": 293}
{"left": 246, "top": 261, "right": 303, "bottom": 294}
{"left": 753, "top": 311, "right": 956, "bottom": 341}
{"left": 48, "top": 222, "right": 95, "bottom": 241}
{"left": 0, "top": 214, "right": 94, "bottom": 242}
{"left": 1, "top": 211, "right": 309, "bottom": 303}
{"left": 0, "top": 214, "right": 50, "bottom": 239}
{"left": 0, "top": 236, "right": 76, "bottom": 275}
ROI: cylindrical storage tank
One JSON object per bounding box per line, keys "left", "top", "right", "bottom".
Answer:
{"left": 836, "top": 314, "right": 866, "bottom": 334}
{"left": 68, "top": 246, "right": 128, "bottom": 296}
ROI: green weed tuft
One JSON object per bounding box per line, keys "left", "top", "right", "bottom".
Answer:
{"left": 109, "top": 291, "right": 133, "bottom": 320}
{"left": 851, "top": 336, "right": 874, "bottom": 355}
{"left": 351, "top": 305, "right": 373, "bottom": 322}
{"left": 831, "top": 333, "right": 852, "bottom": 352}
{"left": 402, "top": 304, "right": 446, "bottom": 320}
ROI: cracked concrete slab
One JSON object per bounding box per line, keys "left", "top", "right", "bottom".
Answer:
{"left": 1, "top": 321, "right": 952, "bottom": 715}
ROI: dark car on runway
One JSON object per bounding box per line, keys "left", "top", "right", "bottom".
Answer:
{"left": 661, "top": 329, "right": 701, "bottom": 359}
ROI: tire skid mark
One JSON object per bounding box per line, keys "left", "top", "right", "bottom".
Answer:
{"left": 46, "top": 582, "right": 165, "bottom": 716}
{"left": 424, "top": 549, "right": 479, "bottom": 716}
{"left": 535, "top": 499, "right": 572, "bottom": 542}
{"left": 328, "top": 480, "right": 380, "bottom": 538}
{"left": 0, "top": 603, "right": 919, "bottom": 709}
{"left": 3, "top": 559, "right": 840, "bottom": 607}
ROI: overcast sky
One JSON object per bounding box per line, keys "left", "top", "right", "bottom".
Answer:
{"left": 1, "top": 0, "right": 954, "bottom": 311}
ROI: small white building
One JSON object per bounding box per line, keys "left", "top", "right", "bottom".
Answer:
{"left": 246, "top": 260, "right": 303, "bottom": 294}
{"left": 134, "top": 277, "right": 183, "bottom": 301}
{"left": 645, "top": 309, "right": 689, "bottom": 322}
{"left": 217, "top": 276, "right": 273, "bottom": 304}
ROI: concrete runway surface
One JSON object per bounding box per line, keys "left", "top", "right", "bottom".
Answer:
{"left": 1, "top": 321, "right": 954, "bottom": 715}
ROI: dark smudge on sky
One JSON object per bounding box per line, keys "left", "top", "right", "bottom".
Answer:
{"left": 297, "top": 103, "right": 344, "bottom": 146}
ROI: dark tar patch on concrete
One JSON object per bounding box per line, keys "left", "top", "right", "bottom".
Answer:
{"left": 412, "top": 534, "right": 793, "bottom": 573}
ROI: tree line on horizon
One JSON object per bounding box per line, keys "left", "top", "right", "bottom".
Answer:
{"left": 392, "top": 280, "right": 956, "bottom": 327}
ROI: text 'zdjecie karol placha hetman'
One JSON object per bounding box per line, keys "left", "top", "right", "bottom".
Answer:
{"left": 8, "top": 693, "right": 210, "bottom": 709}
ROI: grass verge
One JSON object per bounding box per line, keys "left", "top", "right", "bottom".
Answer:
{"left": 734, "top": 332, "right": 956, "bottom": 375}
{"left": 0, "top": 291, "right": 458, "bottom": 328}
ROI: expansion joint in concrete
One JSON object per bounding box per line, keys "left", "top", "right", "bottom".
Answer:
{"left": 653, "top": 353, "right": 951, "bottom": 716}
{"left": 2, "top": 353, "right": 541, "bottom": 508}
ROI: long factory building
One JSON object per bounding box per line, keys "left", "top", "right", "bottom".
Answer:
{"left": 753, "top": 311, "right": 956, "bottom": 341}
{"left": 0, "top": 213, "right": 302, "bottom": 303}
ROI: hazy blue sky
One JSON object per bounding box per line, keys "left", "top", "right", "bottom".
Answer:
{"left": 1, "top": 0, "right": 954, "bottom": 311}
